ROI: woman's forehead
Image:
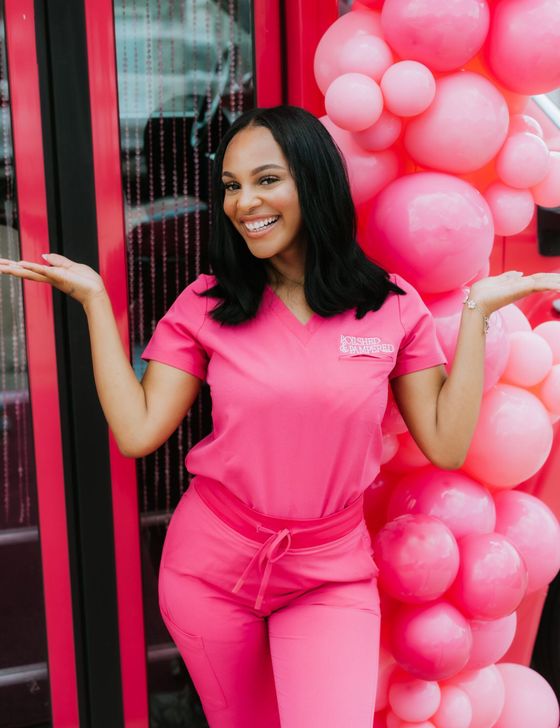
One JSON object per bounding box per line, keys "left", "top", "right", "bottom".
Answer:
{"left": 222, "top": 126, "right": 287, "bottom": 172}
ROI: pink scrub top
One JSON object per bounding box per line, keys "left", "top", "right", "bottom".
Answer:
{"left": 141, "top": 273, "right": 447, "bottom": 518}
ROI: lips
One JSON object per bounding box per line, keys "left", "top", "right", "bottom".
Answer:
{"left": 242, "top": 215, "right": 280, "bottom": 235}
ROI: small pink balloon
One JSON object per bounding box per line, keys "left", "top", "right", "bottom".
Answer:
{"left": 381, "top": 432, "right": 399, "bottom": 464}
{"left": 534, "top": 320, "right": 560, "bottom": 363}
{"left": 483, "top": 182, "right": 535, "bottom": 236}
{"left": 381, "top": 0, "right": 490, "bottom": 72}
{"left": 465, "top": 612, "right": 517, "bottom": 670}
{"left": 389, "top": 675, "right": 441, "bottom": 723}
{"left": 496, "top": 133, "right": 551, "bottom": 189}
{"left": 325, "top": 73, "right": 384, "bottom": 132}
{"left": 538, "top": 364, "right": 560, "bottom": 414}
{"left": 462, "top": 384, "right": 553, "bottom": 488}
{"left": 387, "top": 467, "right": 496, "bottom": 539}
{"left": 508, "top": 114, "right": 544, "bottom": 138}
{"left": 404, "top": 73, "right": 509, "bottom": 174}
{"left": 449, "top": 532, "right": 528, "bottom": 620}
{"left": 447, "top": 666, "right": 505, "bottom": 728}
{"left": 385, "top": 430, "right": 431, "bottom": 471}
{"left": 431, "top": 685, "right": 472, "bottom": 728}
{"left": 381, "top": 391, "right": 408, "bottom": 435}
{"left": 532, "top": 151, "right": 560, "bottom": 207}
{"left": 501, "top": 331, "right": 553, "bottom": 386}
{"left": 494, "top": 664, "right": 560, "bottom": 728}
{"left": 498, "top": 303, "right": 531, "bottom": 334}
{"left": 376, "top": 646, "right": 399, "bottom": 711}
{"left": 381, "top": 61, "right": 436, "bottom": 117}
{"left": 390, "top": 600, "right": 472, "bottom": 681}
{"left": 494, "top": 490, "right": 560, "bottom": 593}
{"left": 354, "top": 109, "right": 402, "bottom": 151}
{"left": 387, "top": 713, "right": 436, "bottom": 728}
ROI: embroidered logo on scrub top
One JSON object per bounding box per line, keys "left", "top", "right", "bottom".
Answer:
{"left": 339, "top": 335, "right": 395, "bottom": 356}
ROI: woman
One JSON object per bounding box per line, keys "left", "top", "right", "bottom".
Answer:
{"left": 1, "top": 105, "right": 559, "bottom": 728}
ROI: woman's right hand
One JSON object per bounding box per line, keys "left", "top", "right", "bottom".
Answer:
{"left": 0, "top": 252, "right": 106, "bottom": 306}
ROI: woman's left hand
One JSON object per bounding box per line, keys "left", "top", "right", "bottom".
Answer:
{"left": 468, "top": 270, "right": 560, "bottom": 316}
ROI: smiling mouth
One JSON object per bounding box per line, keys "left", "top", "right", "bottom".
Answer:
{"left": 242, "top": 216, "right": 280, "bottom": 234}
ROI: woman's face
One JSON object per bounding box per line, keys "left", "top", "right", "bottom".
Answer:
{"left": 221, "top": 125, "right": 306, "bottom": 264}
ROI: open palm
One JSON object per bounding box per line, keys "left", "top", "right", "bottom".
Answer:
{"left": 469, "top": 270, "right": 560, "bottom": 316}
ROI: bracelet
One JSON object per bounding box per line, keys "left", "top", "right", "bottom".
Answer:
{"left": 462, "top": 292, "right": 490, "bottom": 335}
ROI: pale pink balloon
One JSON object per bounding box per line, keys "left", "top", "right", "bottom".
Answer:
{"left": 501, "top": 330, "right": 553, "bottom": 387}
{"left": 381, "top": 432, "right": 399, "bottom": 464}
{"left": 465, "top": 612, "right": 517, "bottom": 670}
{"left": 532, "top": 151, "right": 560, "bottom": 207}
{"left": 483, "top": 182, "right": 535, "bottom": 236}
{"left": 498, "top": 303, "right": 531, "bottom": 334}
{"left": 404, "top": 73, "right": 509, "bottom": 174}
{"left": 462, "top": 384, "right": 553, "bottom": 487}
{"left": 465, "top": 260, "right": 490, "bottom": 285}
{"left": 385, "top": 430, "right": 431, "bottom": 471}
{"left": 373, "top": 514, "right": 460, "bottom": 603}
{"left": 447, "top": 666, "right": 505, "bottom": 728}
{"left": 387, "top": 467, "right": 496, "bottom": 539}
{"left": 431, "top": 685, "right": 472, "bottom": 728}
{"left": 495, "top": 133, "right": 551, "bottom": 189}
{"left": 449, "top": 532, "right": 528, "bottom": 620}
{"left": 494, "top": 490, "right": 560, "bottom": 593}
{"left": 381, "top": 0, "right": 490, "bottom": 72}
{"left": 487, "top": 0, "right": 560, "bottom": 94}
{"left": 354, "top": 110, "right": 402, "bottom": 152}
{"left": 538, "top": 364, "right": 560, "bottom": 414}
{"left": 325, "top": 73, "right": 384, "bottom": 132}
{"left": 494, "top": 664, "right": 560, "bottom": 728}
{"left": 389, "top": 676, "right": 441, "bottom": 723}
{"left": 534, "top": 320, "right": 560, "bottom": 363}
{"left": 386, "top": 713, "right": 437, "bottom": 728}
{"left": 508, "top": 114, "right": 544, "bottom": 138}
{"left": 390, "top": 600, "right": 472, "bottom": 681}
{"left": 340, "top": 35, "right": 394, "bottom": 82}
{"left": 381, "top": 61, "right": 436, "bottom": 117}
{"left": 376, "top": 646, "right": 399, "bottom": 712}
{"left": 365, "top": 173, "right": 494, "bottom": 294}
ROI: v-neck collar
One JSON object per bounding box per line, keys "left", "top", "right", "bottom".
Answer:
{"left": 263, "top": 284, "right": 322, "bottom": 345}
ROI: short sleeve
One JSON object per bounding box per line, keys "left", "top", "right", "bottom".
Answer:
{"left": 140, "top": 274, "right": 210, "bottom": 381}
{"left": 389, "top": 273, "right": 448, "bottom": 379}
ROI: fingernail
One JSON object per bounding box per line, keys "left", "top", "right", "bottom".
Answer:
{"left": 41, "top": 253, "right": 50, "bottom": 259}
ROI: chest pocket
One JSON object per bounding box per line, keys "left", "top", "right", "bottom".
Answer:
{"left": 338, "top": 351, "right": 395, "bottom": 363}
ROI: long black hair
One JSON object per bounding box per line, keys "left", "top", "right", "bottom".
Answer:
{"left": 198, "top": 104, "right": 405, "bottom": 324}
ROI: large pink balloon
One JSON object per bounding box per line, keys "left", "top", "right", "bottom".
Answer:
{"left": 498, "top": 303, "right": 531, "bottom": 334}
{"left": 465, "top": 612, "right": 517, "bottom": 670}
{"left": 447, "top": 666, "right": 505, "bottom": 728}
{"left": 483, "top": 182, "right": 535, "bottom": 237}
{"left": 494, "top": 490, "right": 560, "bottom": 593}
{"left": 381, "top": 0, "right": 490, "bottom": 72}
{"left": 449, "top": 532, "right": 528, "bottom": 619}
{"left": 387, "top": 467, "right": 496, "bottom": 539}
{"left": 404, "top": 73, "right": 509, "bottom": 174}
{"left": 365, "top": 173, "right": 494, "bottom": 294}
{"left": 487, "top": 0, "right": 560, "bottom": 94}
{"left": 373, "top": 515, "right": 460, "bottom": 603}
{"left": 462, "top": 384, "right": 554, "bottom": 487}
{"left": 538, "top": 364, "right": 560, "bottom": 414}
{"left": 495, "top": 133, "right": 551, "bottom": 189}
{"left": 532, "top": 151, "right": 560, "bottom": 207}
{"left": 500, "top": 331, "right": 553, "bottom": 386}
{"left": 508, "top": 114, "right": 544, "bottom": 138}
{"left": 390, "top": 601, "right": 472, "bottom": 681}
{"left": 325, "top": 73, "right": 384, "bottom": 132}
{"left": 431, "top": 685, "right": 472, "bottom": 728}
{"left": 494, "top": 664, "right": 560, "bottom": 728}
{"left": 380, "top": 61, "right": 436, "bottom": 117}
{"left": 534, "top": 320, "right": 560, "bottom": 363}
{"left": 389, "top": 674, "right": 441, "bottom": 723}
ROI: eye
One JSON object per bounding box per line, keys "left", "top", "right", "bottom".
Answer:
{"left": 260, "top": 176, "right": 278, "bottom": 185}
{"left": 222, "top": 181, "right": 239, "bottom": 192}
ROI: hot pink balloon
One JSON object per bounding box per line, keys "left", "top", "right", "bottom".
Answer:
{"left": 404, "top": 73, "right": 509, "bottom": 174}
{"left": 354, "top": 110, "right": 402, "bottom": 152}
{"left": 390, "top": 601, "right": 472, "bottom": 681}
{"left": 380, "top": 61, "right": 436, "bottom": 117}
{"left": 373, "top": 514, "right": 460, "bottom": 603}
{"left": 500, "top": 330, "right": 553, "bottom": 386}
{"left": 494, "top": 664, "right": 560, "bottom": 728}
{"left": 381, "top": 0, "right": 490, "bottom": 72}
{"left": 387, "top": 467, "right": 496, "bottom": 539}
{"left": 389, "top": 675, "right": 441, "bottom": 723}
{"left": 508, "top": 114, "right": 544, "bottom": 138}
{"left": 534, "top": 320, "right": 560, "bottom": 363}
{"left": 449, "top": 532, "right": 528, "bottom": 619}
{"left": 325, "top": 73, "right": 384, "bottom": 132}
{"left": 495, "top": 133, "right": 551, "bottom": 189}
{"left": 538, "top": 364, "right": 560, "bottom": 414}
{"left": 431, "top": 685, "right": 472, "bottom": 728}
{"left": 494, "top": 490, "right": 560, "bottom": 593}
{"left": 487, "top": 0, "right": 560, "bottom": 94}
{"left": 532, "top": 151, "right": 560, "bottom": 207}
{"left": 462, "top": 384, "right": 553, "bottom": 488}
{"left": 465, "top": 612, "right": 517, "bottom": 670}
{"left": 365, "top": 173, "right": 494, "bottom": 294}
{"left": 498, "top": 303, "right": 531, "bottom": 334}
{"left": 483, "top": 182, "right": 535, "bottom": 236}
{"left": 447, "top": 666, "right": 505, "bottom": 728}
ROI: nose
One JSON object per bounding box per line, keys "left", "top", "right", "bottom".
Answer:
{"left": 237, "top": 184, "right": 263, "bottom": 212}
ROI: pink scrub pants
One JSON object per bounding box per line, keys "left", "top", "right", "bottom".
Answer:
{"left": 159, "top": 474, "right": 381, "bottom": 728}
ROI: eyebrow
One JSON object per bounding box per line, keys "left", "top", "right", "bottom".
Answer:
{"left": 221, "top": 163, "right": 285, "bottom": 178}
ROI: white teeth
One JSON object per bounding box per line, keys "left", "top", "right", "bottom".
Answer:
{"left": 244, "top": 216, "right": 279, "bottom": 231}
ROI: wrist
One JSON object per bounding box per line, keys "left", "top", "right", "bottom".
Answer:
{"left": 83, "top": 287, "right": 109, "bottom": 313}
{"left": 462, "top": 290, "right": 490, "bottom": 335}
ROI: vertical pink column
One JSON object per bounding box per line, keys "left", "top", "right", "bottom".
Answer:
{"left": 4, "top": 2, "right": 80, "bottom": 727}
{"left": 254, "top": 0, "right": 283, "bottom": 106}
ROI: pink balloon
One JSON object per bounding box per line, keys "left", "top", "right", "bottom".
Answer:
{"left": 387, "top": 467, "right": 496, "bottom": 539}
{"left": 386, "top": 713, "right": 436, "bottom": 728}
{"left": 500, "top": 331, "right": 553, "bottom": 386}
{"left": 340, "top": 35, "right": 394, "bottom": 83}
{"left": 462, "top": 384, "right": 554, "bottom": 488}
{"left": 373, "top": 515, "right": 460, "bottom": 603}
{"left": 449, "top": 532, "right": 528, "bottom": 619}
{"left": 354, "top": 109, "right": 402, "bottom": 152}
{"left": 389, "top": 675, "right": 441, "bottom": 722}
{"left": 494, "top": 490, "right": 560, "bottom": 593}
{"left": 404, "top": 73, "right": 509, "bottom": 174}
{"left": 381, "top": 0, "right": 490, "bottom": 72}
{"left": 381, "top": 391, "right": 408, "bottom": 434}
{"left": 381, "top": 432, "right": 399, "bottom": 464}
{"left": 494, "top": 664, "right": 560, "bottom": 728}
{"left": 465, "top": 612, "right": 517, "bottom": 670}
{"left": 487, "top": 0, "right": 560, "bottom": 94}
{"left": 447, "top": 666, "right": 505, "bottom": 728}
{"left": 538, "top": 364, "right": 560, "bottom": 414}
{"left": 508, "top": 114, "right": 544, "bottom": 138}
{"left": 431, "top": 685, "right": 472, "bottom": 728}
{"left": 365, "top": 173, "right": 494, "bottom": 294}
{"left": 376, "top": 647, "right": 399, "bottom": 711}
{"left": 373, "top": 711, "right": 388, "bottom": 728}
{"left": 325, "top": 73, "right": 384, "bottom": 132}
{"left": 495, "top": 133, "right": 551, "bottom": 189}
{"left": 534, "top": 320, "right": 560, "bottom": 363}
{"left": 483, "top": 182, "right": 535, "bottom": 236}
{"left": 390, "top": 601, "right": 472, "bottom": 681}
{"left": 532, "top": 151, "right": 560, "bottom": 207}
{"left": 385, "top": 430, "right": 431, "bottom": 471}
{"left": 498, "top": 303, "right": 531, "bottom": 334}
{"left": 380, "top": 61, "right": 436, "bottom": 117}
